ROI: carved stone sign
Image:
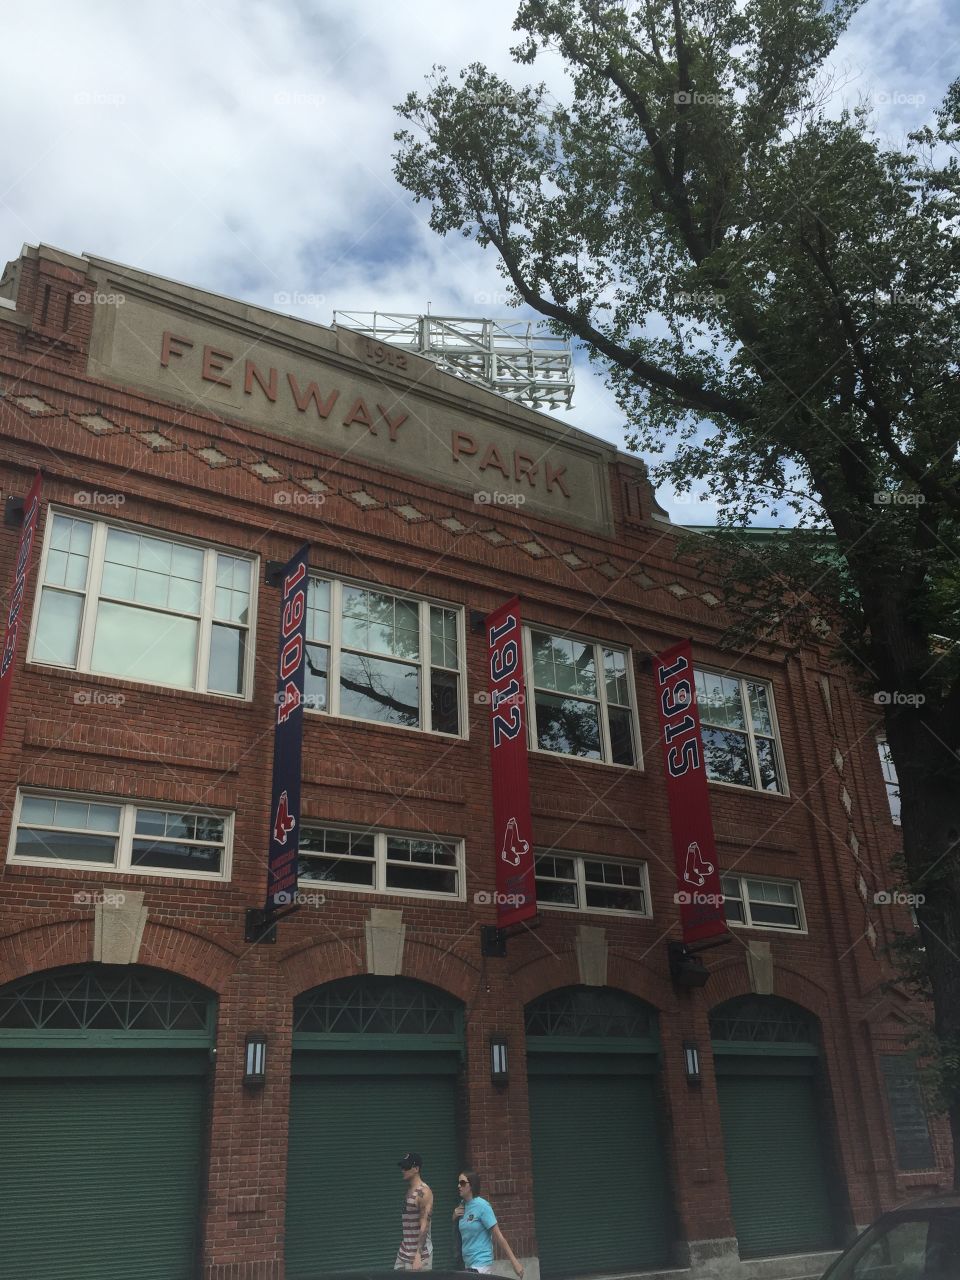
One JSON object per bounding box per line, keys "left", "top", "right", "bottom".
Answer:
{"left": 83, "top": 262, "right": 615, "bottom": 533}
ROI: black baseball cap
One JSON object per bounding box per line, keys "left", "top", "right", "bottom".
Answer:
{"left": 398, "top": 1152, "right": 422, "bottom": 1170}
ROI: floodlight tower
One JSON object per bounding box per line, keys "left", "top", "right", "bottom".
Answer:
{"left": 333, "top": 311, "right": 575, "bottom": 411}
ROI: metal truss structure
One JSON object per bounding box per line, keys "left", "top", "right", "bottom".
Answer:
{"left": 333, "top": 311, "right": 575, "bottom": 410}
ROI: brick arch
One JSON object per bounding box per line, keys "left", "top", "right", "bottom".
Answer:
{"left": 0, "top": 917, "right": 236, "bottom": 997}
{"left": 279, "top": 935, "right": 480, "bottom": 1004}
{"left": 512, "top": 949, "right": 677, "bottom": 1014}
{"left": 707, "top": 955, "right": 835, "bottom": 1025}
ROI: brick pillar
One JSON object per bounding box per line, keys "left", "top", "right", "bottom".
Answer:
{"left": 201, "top": 960, "right": 290, "bottom": 1280}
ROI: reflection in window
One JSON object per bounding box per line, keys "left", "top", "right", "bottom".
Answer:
{"left": 695, "top": 670, "right": 784, "bottom": 793}
{"left": 31, "top": 513, "right": 253, "bottom": 696}
{"left": 530, "top": 630, "right": 637, "bottom": 765}
{"left": 534, "top": 850, "right": 649, "bottom": 915}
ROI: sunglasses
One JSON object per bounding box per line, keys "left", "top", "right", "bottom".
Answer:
{"left": 457, "top": 1179, "right": 469, "bottom": 1186}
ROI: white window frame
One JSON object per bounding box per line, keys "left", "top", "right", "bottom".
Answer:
{"left": 877, "top": 738, "right": 901, "bottom": 825}
{"left": 522, "top": 626, "right": 642, "bottom": 768}
{"left": 720, "top": 872, "right": 806, "bottom": 933}
{"left": 305, "top": 575, "right": 467, "bottom": 739}
{"left": 27, "top": 507, "right": 258, "bottom": 699}
{"left": 7, "top": 788, "right": 234, "bottom": 882}
{"left": 695, "top": 668, "right": 789, "bottom": 795}
{"left": 534, "top": 849, "right": 652, "bottom": 918}
{"left": 298, "top": 821, "right": 466, "bottom": 901}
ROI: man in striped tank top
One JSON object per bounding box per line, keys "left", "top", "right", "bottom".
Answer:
{"left": 395, "top": 1152, "right": 434, "bottom": 1271}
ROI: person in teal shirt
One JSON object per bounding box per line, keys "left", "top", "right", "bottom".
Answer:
{"left": 453, "top": 1170, "right": 524, "bottom": 1277}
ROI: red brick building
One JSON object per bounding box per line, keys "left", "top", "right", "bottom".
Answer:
{"left": 0, "top": 243, "right": 951, "bottom": 1280}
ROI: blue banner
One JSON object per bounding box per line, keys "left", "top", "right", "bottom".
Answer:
{"left": 265, "top": 544, "right": 309, "bottom": 910}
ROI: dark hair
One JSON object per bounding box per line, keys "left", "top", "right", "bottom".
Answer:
{"left": 460, "top": 1170, "right": 481, "bottom": 1196}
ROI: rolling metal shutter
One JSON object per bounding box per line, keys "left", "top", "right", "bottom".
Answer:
{"left": 286, "top": 1051, "right": 461, "bottom": 1277}
{"left": 527, "top": 1053, "right": 671, "bottom": 1277}
{"left": 0, "top": 1048, "right": 208, "bottom": 1279}
{"left": 716, "top": 1061, "right": 836, "bottom": 1258}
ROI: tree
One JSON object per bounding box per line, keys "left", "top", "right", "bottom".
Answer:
{"left": 394, "top": 0, "right": 960, "bottom": 1175}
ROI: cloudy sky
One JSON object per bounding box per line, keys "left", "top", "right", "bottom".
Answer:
{"left": 1, "top": 0, "right": 953, "bottom": 521}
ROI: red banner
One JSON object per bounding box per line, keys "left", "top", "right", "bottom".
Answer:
{"left": 486, "top": 597, "right": 536, "bottom": 927}
{"left": 0, "top": 472, "right": 43, "bottom": 748}
{"left": 653, "top": 640, "right": 728, "bottom": 947}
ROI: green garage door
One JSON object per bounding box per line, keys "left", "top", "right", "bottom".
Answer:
{"left": 286, "top": 977, "right": 464, "bottom": 1279}
{"left": 0, "top": 966, "right": 215, "bottom": 1280}
{"left": 711, "top": 997, "right": 838, "bottom": 1260}
{"left": 526, "top": 988, "right": 672, "bottom": 1278}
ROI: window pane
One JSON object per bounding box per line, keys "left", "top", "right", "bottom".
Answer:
{"left": 534, "top": 855, "right": 576, "bottom": 879}
{"left": 213, "top": 555, "right": 250, "bottom": 624}
{"left": 33, "top": 589, "right": 83, "bottom": 667}
{"left": 20, "top": 796, "right": 57, "bottom": 825}
{"left": 307, "top": 579, "right": 331, "bottom": 644}
{"left": 387, "top": 838, "right": 457, "bottom": 867}
{"left": 87, "top": 804, "right": 122, "bottom": 832}
{"left": 748, "top": 901, "right": 800, "bottom": 928}
{"left": 132, "top": 839, "right": 223, "bottom": 874}
{"left": 724, "top": 898, "right": 746, "bottom": 924}
{"left": 747, "top": 682, "right": 773, "bottom": 736}
{"left": 584, "top": 861, "right": 642, "bottom": 887}
{"left": 584, "top": 884, "right": 646, "bottom": 913}
{"left": 755, "top": 736, "right": 782, "bottom": 792}
{"left": 696, "top": 671, "right": 746, "bottom": 730}
{"left": 342, "top": 587, "right": 419, "bottom": 660}
{"left": 702, "top": 726, "right": 753, "bottom": 787}
{"left": 304, "top": 644, "right": 329, "bottom": 711}
{"left": 300, "top": 854, "right": 374, "bottom": 886}
{"left": 603, "top": 649, "right": 630, "bottom": 705}
{"left": 535, "top": 878, "right": 578, "bottom": 906}
{"left": 535, "top": 692, "right": 601, "bottom": 759}
{"left": 430, "top": 607, "right": 458, "bottom": 669}
{"left": 385, "top": 863, "right": 457, "bottom": 894}
{"left": 91, "top": 602, "right": 198, "bottom": 687}
{"left": 340, "top": 652, "right": 419, "bottom": 727}
{"left": 134, "top": 809, "right": 167, "bottom": 835}
{"left": 430, "top": 668, "right": 460, "bottom": 735}
{"left": 532, "top": 632, "right": 596, "bottom": 697}
{"left": 607, "top": 704, "right": 635, "bottom": 766}
{"left": 15, "top": 828, "right": 116, "bottom": 864}
{"left": 208, "top": 624, "right": 246, "bottom": 695}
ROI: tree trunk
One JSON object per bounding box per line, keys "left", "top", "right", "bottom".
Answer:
{"left": 885, "top": 705, "right": 960, "bottom": 1187}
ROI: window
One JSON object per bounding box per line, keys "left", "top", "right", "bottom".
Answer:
{"left": 877, "top": 739, "right": 901, "bottom": 824}
{"left": 302, "top": 577, "right": 464, "bottom": 736}
{"left": 526, "top": 628, "right": 638, "bottom": 765}
{"left": 299, "top": 824, "right": 462, "bottom": 898}
{"left": 30, "top": 512, "right": 254, "bottom": 696}
{"left": 9, "top": 791, "right": 231, "bottom": 879}
{"left": 721, "top": 873, "right": 805, "bottom": 931}
{"left": 694, "top": 669, "right": 784, "bottom": 792}
{"left": 880, "top": 1056, "right": 935, "bottom": 1170}
{"left": 534, "top": 851, "right": 650, "bottom": 915}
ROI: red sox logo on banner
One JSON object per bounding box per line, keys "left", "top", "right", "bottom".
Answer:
{"left": 0, "top": 472, "right": 43, "bottom": 748}
{"left": 265, "top": 545, "right": 310, "bottom": 911}
{"left": 653, "top": 640, "right": 728, "bottom": 946}
{"left": 486, "top": 597, "right": 537, "bottom": 927}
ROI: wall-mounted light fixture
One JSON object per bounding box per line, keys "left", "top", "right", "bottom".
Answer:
{"left": 683, "top": 1041, "right": 701, "bottom": 1085}
{"left": 244, "top": 1032, "right": 268, "bottom": 1088}
{"left": 491, "top": 1036, "right": 509, "bottom": 1085}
